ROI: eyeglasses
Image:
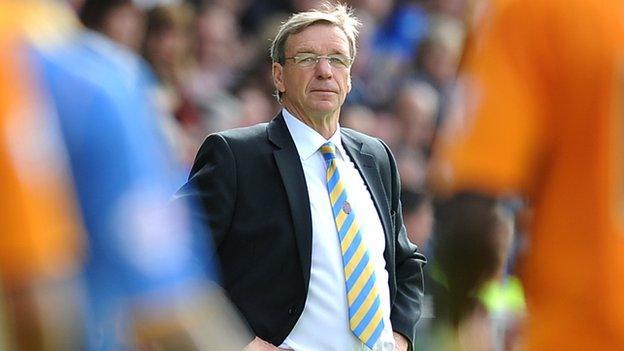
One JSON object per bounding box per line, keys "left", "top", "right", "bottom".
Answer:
{"left": 284, "top": 53, "right": 353, "bottom": 69}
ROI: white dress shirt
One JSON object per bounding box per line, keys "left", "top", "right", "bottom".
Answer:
{"left": 279, "top": 109, "right": 395, "bottom": 351}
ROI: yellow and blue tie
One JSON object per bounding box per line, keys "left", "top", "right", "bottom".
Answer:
{"left": 320, "top": 142, "right": 385, "bottom": 349}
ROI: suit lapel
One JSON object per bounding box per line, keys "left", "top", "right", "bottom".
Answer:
{"left": 265, "top": 117, "right": 394, "bottom": 290}
{"left": 268, "top": 113, "right": 313, "bottom": 287}
{"left": 341, "top": 131, "right": 394, "bottom": 274}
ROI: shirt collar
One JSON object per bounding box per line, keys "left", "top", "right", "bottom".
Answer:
{"left": 282, "top": 108, "right": 345, "bottom": 160}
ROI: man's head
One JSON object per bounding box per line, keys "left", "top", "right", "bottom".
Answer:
{"left": 270, "top": 3, "right": 360, "bottom": 123}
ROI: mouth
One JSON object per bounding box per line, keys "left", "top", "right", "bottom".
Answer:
{"left": 310, "top": 89, "right": 337, "bottom": 93}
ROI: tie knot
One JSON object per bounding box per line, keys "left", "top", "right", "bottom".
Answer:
{"left": 320, "top": 142, "right": 337, "bottom": 162}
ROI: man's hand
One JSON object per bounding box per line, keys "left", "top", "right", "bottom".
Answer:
{"left": 393, "top": 331, "right": 410, "bottom": 351}
{"left": 243, "top": 337, "right": 292, "bottom": 351}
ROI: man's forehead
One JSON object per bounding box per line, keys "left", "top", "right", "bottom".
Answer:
{"left": 285, "top": 23, "right": 350, "bottom": 53}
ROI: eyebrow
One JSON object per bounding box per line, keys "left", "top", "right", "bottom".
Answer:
{"left": 293, "top": 49, "right": 349, "bottom": 56}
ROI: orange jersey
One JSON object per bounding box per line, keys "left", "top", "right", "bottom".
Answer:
{"left": 0, "top": 4, "right": 82, "bottom": 287}
{"left": 431, "top": 0, "right": 624, "bottom": 349}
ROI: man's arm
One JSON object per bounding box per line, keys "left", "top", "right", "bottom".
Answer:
{"left": 175, "top": 134, "right": 257, "bottom": 347}
{"left": 176, "top": 134, "right": 238, "bottom": 248}
{"left": 380, "top": 141, "right": 427, "bottom": 350}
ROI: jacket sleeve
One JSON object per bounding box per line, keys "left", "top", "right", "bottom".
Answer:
{"left": 380, "top": 140, "right": 427, "bottom": 350}
{"left": 175, "top": 133, "right": 237, "bottom": 249}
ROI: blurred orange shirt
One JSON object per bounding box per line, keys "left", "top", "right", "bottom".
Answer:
{"left": 0, "top": 4, "right": 82, "bottom": 287}
{"left": 431, "top": 0, "right": 624, "bottom": 349}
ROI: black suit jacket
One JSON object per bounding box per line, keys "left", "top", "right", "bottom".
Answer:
{"left": 177, "top": 113, "right": 426, "bottom": 347}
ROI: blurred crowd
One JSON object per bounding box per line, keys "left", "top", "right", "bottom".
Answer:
{"left": 126, "top": 0, "right": 466, "bottom": 251}
{"left": 91, "top": 0, "right": 470, "bottom": 282}
{"left": 123, "top": 0, "right": 462, "bottom": 180}
{"left": 0, "top": 0, "right": 526, "bottom": 350}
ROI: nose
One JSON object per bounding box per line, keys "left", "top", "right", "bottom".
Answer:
{"left": 315, "top": 58, "right": 333, "bottom": 79}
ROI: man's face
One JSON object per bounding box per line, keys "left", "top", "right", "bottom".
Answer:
{"left": 273, "top": 24, "right": 352, "bottom": 119}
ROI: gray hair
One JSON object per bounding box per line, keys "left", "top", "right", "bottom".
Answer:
{"left": 270, "top": 2, "right": 361, "bottom": 65}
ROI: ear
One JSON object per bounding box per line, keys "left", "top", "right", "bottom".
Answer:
{"left": 347, "top": 72, "right": 352, "bottom": 93}
{"left": 272, "top": 62, "right": 286, "bottom": 94}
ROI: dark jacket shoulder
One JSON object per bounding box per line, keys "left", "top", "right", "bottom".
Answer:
{"left": 216, "top": 122, "right": 268, "bottom": 141}
{"left": 342, "top": 127, "right": 391, "bottom": 155}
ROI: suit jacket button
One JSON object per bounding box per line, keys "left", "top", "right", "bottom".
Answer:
{"left": 288, "top": 306, "right": 295, "bottom": 315}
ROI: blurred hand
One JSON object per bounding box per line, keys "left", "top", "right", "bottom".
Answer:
{"left": 393, "top": 331, "right": 409, "bottom": 351}
{"left": 244, "top": 337, "right": 293, "bottom": 351}
{"left": 132, "top": 284, "right": 251, "bottom": 351}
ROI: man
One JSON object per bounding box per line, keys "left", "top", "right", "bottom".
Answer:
{"left": 177, "top": 4, "right": 426, "bottom": 351}
{"left": 429, "top": 0, "right": 624, "bottom": 349}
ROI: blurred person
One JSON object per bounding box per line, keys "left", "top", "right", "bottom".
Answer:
{"left": 426, "top": 12, "right": 465, "bottom": 64}
{"left": 352, "top": 0, "right": 395, "bottom": 23}
{"left": 0, "top": 3, "right": 85, "bottom": 349}
{"left": 410, "top": 18, "right": 464, "bottom": 126}
{"left": 389, "top": 82, "right": 440, "bottom": 197}
{"left": 235, "top": 0, "right": 291, "bottom": 41}
{"left": 429, "top": 0, "right": 468, "bottom": 21}
{"left": 430, "top": 196, "right": 515, "bottom": 350}
{"left": 340, "top": 103, "right": 379, "bottom": 137}
{"left": 189, "top": 4, "right": 243, "bottom": 103}
{"left": 355, "top": 0, "right": 429, "bottom": 62}
{"left": 429, "top": 0, "right": 624, "bottom": 349}
{"left": 291, "top": 0, "right": 326, "bottom": 11}
{"left": 143, "top": 3, "right": 205, "bottom": 166}
{"left": 79, "top": 0, "right": 145, "bottom": 52}
{"left": 211, "top": 0, "right": 250, "bottom": 15}
{"left": 412, "top": 33, "right": 459, "bottom": 95}
{"left": 177, "top": 3, "right": 426, "bottom": 350}
{"left": 373, "top": 111, "right": 404, "bottom": 151}
{"left": 342, "top": 105, "right": 402, "bottom": 151}
{"left": 400, "top": 189, "right": 436, "bottom": 351}
{"left": 236, "top": 83, "right": 278, "bottom": 127}
{"left": 11, "top": 1, "right": 250, "bottom": 350}
{"left": 394, "top": 81, "right": 440, "bottom": 156}
{"left": 401, "top": 190, "right": 433, "bottom": 252}
{"left": 348, "top": 0, "right": 428, "bottom": 109}
{"left": 186, "top": 2, "right": 248, "bottom": 133}
{"left": 395, "top": 148, "right": 428, "bottom": 191}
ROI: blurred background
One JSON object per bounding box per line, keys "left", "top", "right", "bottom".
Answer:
{"left": 0, "top": 0, "right": 524, "bottom": 350}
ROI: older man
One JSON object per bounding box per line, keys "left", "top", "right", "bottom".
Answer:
{"left": 177, "top": 4, "right": 426, "bottom": 351}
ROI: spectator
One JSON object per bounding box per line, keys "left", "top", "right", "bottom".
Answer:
{"left": 143, "top": 3, "right": 205, "bottom": 166}
{"left": 79, "top": 0, "right": 145, "bottom": 52}
{"left": 394, "top": 81, "right": 440, "bottom": 157}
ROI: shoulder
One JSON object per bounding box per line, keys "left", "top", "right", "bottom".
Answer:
{"left": 214, "top": 123, "right": 269, "bottom": 143}
{"left": 342, "top": 127, "right": 381, "bottom": 146}
{"left": 200, "top": 123, "right": 270, "bottom": 154}
{"left": 195, "top": 122, "right": 270, "bottom": 155}
{"left": 190, "top": 123, "right": 271, "bottom": 175}
{"left": 341, "top": 127, "right": 400, "bottom": 186}
{"left": 341, "top": 127, "right": 392, "bottom": 158}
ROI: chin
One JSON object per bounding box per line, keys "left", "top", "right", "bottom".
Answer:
{"left": 308, "top": 101, "right": 339, "bottom": 113}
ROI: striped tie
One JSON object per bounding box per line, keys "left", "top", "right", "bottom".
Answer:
{"left": 319, "top": 142, "right": 385, "bottom": 349}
